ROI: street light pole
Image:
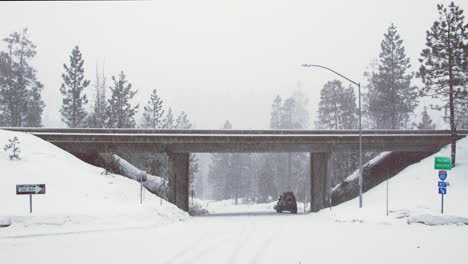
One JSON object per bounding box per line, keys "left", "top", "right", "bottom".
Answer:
{"left": 301, "top": 64, "right": 363, "bottom": 208}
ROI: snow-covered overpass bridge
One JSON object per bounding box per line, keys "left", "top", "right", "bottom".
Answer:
{"left": 3, "top": 128, "right": 467, "bottom": 212}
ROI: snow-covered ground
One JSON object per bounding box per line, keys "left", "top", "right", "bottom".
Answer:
{"left": 1, "top": 129, "right": 467, "bottom": 264}
{"left": 0, "top": 129, "right": 188, "bottom": 238}
{"left": 327, "top": 137, "right": 468, "bottom": 226}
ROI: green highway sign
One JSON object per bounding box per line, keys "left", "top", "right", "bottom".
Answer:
{"left": 434, "top": 157, "right": 452, "bottom": 170}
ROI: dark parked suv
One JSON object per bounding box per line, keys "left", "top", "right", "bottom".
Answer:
{"left": 274, "top": 192, "right": 297, "bottom": 214}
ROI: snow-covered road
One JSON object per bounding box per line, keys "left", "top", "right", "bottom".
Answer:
{"left": 2, "top": 210, "right": 468, "bottom": 264}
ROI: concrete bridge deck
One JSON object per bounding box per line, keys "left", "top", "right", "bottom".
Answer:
{"left": 2, "top": 128, "right": 466, "bottom": 153}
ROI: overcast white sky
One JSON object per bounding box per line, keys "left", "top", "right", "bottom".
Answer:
{"left": 1, "top": 0, "right": 464, "bottom": 129}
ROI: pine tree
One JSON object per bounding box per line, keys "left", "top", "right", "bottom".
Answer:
{"left": 417, "top": 106, "right": 436, "bottom": 130}
{"left": 280, "top": 98, "right": 297, "bottom": 129}
{"left": 60, "top": 46, "right": 90, "bottom": 128}
{"left": 270, "top": 95, "right": 282, "bottom": 129}
{"left": 0, "top": 28, "right": 45, "bottom": 127}
{"left": 291, "top": 90, "right": 310, "bottom": 129}
{"left": 87, "top": 63, "right": 107, "bottom": 128}
{"left": 223, "top": 120, "right": 232, "bottom": 129}
{"left": 367, "top": 24, "right": 419, "bottom": 129}
{"left": 207, "top": 120, "right": 233, "bottom": 200}
{"left": 257, "top": 157, "right": 277, "bottom": 202}
{"left": 162, "top": 108, "right": 175, "bottom": 129}
{"left": 106, "top": 71, "right": 138, "bottom": 128}
{"left": 175, "top": 111, "right": 191, "bottom": 129}
{"left": 316, "top": 80, "right": 358, "bottom": 129}
{"left": 141, "top": 89, "right": 164, "bottom": 128}
{"left": 174, "top": 111, "right": 199, "bottom": 186}
{"left": 418, "top": 2, "right": 467, "bottom": 167}
{"left": 4, "top": 136, "right": 20, "bottom": 160}
{"left": 316, "top": 80, "right": 359, "bottom": 186}
{"left": 24, "top": 82, "right": 45, "bottom": 127}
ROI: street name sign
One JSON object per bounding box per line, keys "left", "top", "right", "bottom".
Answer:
{"left": 16, "top": 184, "right": 46, "bottom": 195}
{"left": 438, "top": 171, "right": 448, "bottom": 181}
{"left": 438, "top": 187, "right": 447, "bottom": 195}
{"left": 438, "top": 181, "right": 447, "bottom": 187}
{"left": 16, "top": 184, "right": 46, "bottom": 213}
{"left": 434, "top": 157, "right": 452, "bottom": 170}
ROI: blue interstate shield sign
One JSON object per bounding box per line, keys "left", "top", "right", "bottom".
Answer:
{"left": 439, "top": 171, "right": 448, "bottom": 181}
{"left": 438, "top": 187, "right": 447, "bottom": 195}
{"left": 438, "top": 181, "right": 447, "bottom": 187}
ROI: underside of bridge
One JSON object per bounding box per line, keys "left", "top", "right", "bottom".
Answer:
{"left": 165, "top": 151, "right": 333, "bottom": 212}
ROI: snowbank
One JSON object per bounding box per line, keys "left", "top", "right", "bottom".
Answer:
{"left": 407, "top": 214, "right": 468, "bottom": 226}
{"left": 0, "top": 129, "right": 188, "bottom": 235}
{"left": 107, "top": 153, "right": 167, "bottom": 198}
{"left": 325, "top": 137, "right": 468, "bottom": 226}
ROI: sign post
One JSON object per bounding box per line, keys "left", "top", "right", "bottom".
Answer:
{"left": 16, "top": 184, "right": 46, "bottom": 213}
{"left": 435, "top": 157, "right": 451, "bottom": 214}
{"left": 139, "top": 172, "right": 147, "bottom": 205}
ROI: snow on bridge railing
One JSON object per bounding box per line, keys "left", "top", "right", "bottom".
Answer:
{"left": 1, "top": 127, "right": 468, "bottom": 136}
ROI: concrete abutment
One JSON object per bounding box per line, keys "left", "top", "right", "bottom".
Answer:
{"left": 167, "top": 152, "right": 190, "bottom": 212}
{"left": 310, "top": 152, "right": 332, "bottom": 212}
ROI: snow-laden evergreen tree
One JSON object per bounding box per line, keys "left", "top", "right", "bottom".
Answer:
{"left": 175, "top": 111, "right": 191, "bottom": 129}
{"left": 206, "top": 119, "right": 254, "bottom": 202}
{"left": 141, "top": 89, "right": 164, "bottom": 128}
{"left": 0, "top": 28, "right": 45, "bottom": 127}
{"left": 162, "top": 108, "right": 175, "bottom": 129}
{"left": 87, "top": 63, "right": 107, "bottom": 128}
{"left": 316, "top": 80, "right": 358, "bottom": 129}
{"left": 418, "top": 2, "right": 467, "bottom": 167}
{"left": 316, "top": 80, "right": 359, "bottom": 186}
{"left": 4, "top": 136, "right": 20, "bottom": 160}
{"left": 223, "top": 120, "right": 232, "bottom": 129}
{"left": 291, "top": 90, "right": 310, "bottom": 129}
{"left": 257, "top": 156, "right": 277, "bottom": 202}
{"left": 367, "top": 24, "right": 418, "bottom": 129}
{"left": 106, "top": 71, "right": 138, "bottom": 128}
{"left": 207, "top": 120, "right": 233, "bottom": 200}
{"left": 60, "top": 46, "right": 90, "bottom": 128}
{"left": 417, "top": 107, "right": 436, "bottom": 130}
{"left": 280, "top": 98, "right": 298, "bottom": 129}
{"left": 262, "top": 92, "right": 310, "bottom": 201}
{"left": 174, "top": 111, "right": 199, "bottom": 186}
{"left": 270, "top": 95, "right": 282, "bottom": 129}
{"left": 24, "top": 82, "right": 45, "bottom": 127}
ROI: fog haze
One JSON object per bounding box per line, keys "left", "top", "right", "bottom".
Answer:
{"left": 1, "top": 0, "right": 462, "bottom": 129}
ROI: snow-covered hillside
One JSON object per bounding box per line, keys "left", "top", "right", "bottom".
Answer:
{"left": 0, "top": 129, "right": 188, "bottom": 235}
{"left": 325, "top": 137, "right": 468, "bottom": 225}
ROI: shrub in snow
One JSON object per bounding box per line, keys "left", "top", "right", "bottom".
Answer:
{"left": 189, "top": 201, "right": 210, "bottom": 216}
{"left": 4, "top": 136, "right": 20, "bottom": 160}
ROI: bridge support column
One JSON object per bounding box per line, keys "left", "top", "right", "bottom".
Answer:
{"left": 168, "top": 153, "right": 190, "bottom": 212}
{"left": 310, "top": 152, "right": 331, "bottom": 212}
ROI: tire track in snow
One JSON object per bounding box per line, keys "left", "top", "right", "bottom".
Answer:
{"left": 162, "top": 222, "right": 243, "bottom": 264}
{"left": 249, "top": 216, "right": 289, "bottom": 264}
{"left": 160, "top": 229, "right": 212, "bottom": 264}
{"left": 226, "top": 220, "right": 257, "bottom": 264}
{"left": 248, "top": 231, "right": 275, "bottom": 264}
{"left": 172, "top": 232, "right": 232, "bottom": 264}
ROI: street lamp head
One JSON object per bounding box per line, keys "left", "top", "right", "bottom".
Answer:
{"left": 301, "top": 64, "right": 310, "bottom": 67}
